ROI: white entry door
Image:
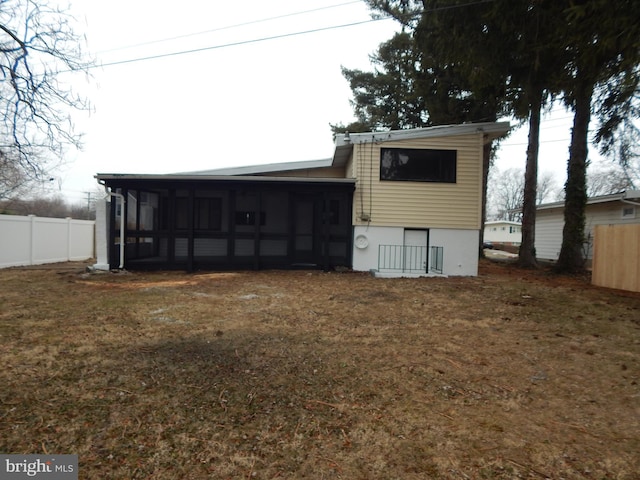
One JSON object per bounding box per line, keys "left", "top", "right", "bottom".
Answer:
{"left": 403, "top": 229, "right": 428, "bottom": 273}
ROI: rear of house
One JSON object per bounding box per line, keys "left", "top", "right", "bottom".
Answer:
{"left": 94, "top": 122, "right": 509, "bottom": 276}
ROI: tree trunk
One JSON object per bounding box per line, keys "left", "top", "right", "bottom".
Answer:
{"left": 556, "top": 79, "right": 592, "bottom": 273}
{"left": 479, "top": 139, "right": 492, "bottom": 258}
{"left": 518, "top": 91, "right": 542, "bottom": 268}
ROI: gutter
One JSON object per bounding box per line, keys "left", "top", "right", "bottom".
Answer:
{"left": 621, "top": 198, "right": 640, "bottom": 207}
{"left": 621, "top": 190, "right": 640, "bottom": 207}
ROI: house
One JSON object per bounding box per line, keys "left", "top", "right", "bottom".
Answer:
{"left": 94, "top": 122, "right": 510, "bottom": 276}
{"left": 535, "top": 190, "right": 640, "bottom": 263}
{"left": 483, "top": 220, "right": 522, "bottom": 247}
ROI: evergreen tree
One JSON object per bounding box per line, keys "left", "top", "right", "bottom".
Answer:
{"left": 359, "top": 0, "right": 553, "bottom": 263}
{"left": 359, "top": 0, "right": 640, "bottom": 272}
{"left": 555, "top": 0, "right": 640, "bottom": 273}
{"left": 337, "top": 1, "right": 509, "bottom": 255}
{"left": 337, "top": 32, "right": 426, "bottom": 132}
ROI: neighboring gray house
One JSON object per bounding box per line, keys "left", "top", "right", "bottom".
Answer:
{"left": 535, "top": 190, "right": 640, "bottom": 262}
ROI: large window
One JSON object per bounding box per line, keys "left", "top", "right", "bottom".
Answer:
{"left": 380, "top": 147, "right": 457, "bottom": 183}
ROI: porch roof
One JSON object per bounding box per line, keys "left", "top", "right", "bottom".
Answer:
{"left": 95, "top": 173, "right": 355, "bottom": 186}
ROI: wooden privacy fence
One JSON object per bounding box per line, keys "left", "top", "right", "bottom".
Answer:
{"left": 0, "top": 214, "right": 95, "bottom": 269}
{"left": 592, "top": 224, "right": 640, "bottom": 292}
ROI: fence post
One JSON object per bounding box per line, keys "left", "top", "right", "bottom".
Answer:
{"left": 66, "top": 217, "right": 72, "bottom": 261}
{"left": 29, "top": 214, "right": 36, "bottom": 266}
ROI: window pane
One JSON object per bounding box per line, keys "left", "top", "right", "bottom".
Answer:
{"left": 139, "top": 192, "right": 158, "bottom": 231}
{"left": 195, "top": 198, "right": 222, "bottom": 230}
{"left": 380, "top": 148, "right": 456, "bottom": 183}
{"left": 127, "top": 191, "right": 137, "bottom": 229}
{"left": 175, "top": 198, "right": 188, "bottom": 230}
{"left": 329, "top": 199, "right": 340, "bottom": 225}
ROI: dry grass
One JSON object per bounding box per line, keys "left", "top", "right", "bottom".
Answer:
{"left": 1, "top": 260, "right": 639, "bottom": 479}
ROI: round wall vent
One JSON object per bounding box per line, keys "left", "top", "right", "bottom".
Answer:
{"left": 355, "top": 234, "right": 369, "bottom": 249}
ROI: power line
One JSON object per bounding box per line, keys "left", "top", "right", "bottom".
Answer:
{"left": 97, "top": 1, "right": 363, "bottom": 54}
{"left": 540, "top": 116, "right": 574, "bottom": 124}
{"left": 500, "top": 138, "right": 572, "bottom": 147}
{"left": 90, "top": 0, "right": 498, "bottom": 70}
{"left": 93, "top": 17, "right": 393, "bottom": 69}
{"left": 501, "top": 135, "right": 609, "bottom": 147}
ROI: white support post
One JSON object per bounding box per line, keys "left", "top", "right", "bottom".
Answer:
{"left": 93, "top": 196, "right": 111, "bottom": 270}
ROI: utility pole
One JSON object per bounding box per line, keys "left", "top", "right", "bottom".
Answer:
{"left": 84, "top": 191, "right": 92, "bottom": 219}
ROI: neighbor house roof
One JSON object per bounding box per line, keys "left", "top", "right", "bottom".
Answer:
{"left": 536, "top": 190, "right": 640, "bottom": 211}
{"left": 485, "top": 220, "right": 522, "bottom": 226}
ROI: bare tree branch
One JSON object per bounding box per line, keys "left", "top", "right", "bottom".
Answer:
{"left": 488, "top": 167, "right": 561, "bottom": 220}
{"left": 0, "top": 0, "right": 93, "bottom": 197}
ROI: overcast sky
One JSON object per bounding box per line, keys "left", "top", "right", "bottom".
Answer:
{"left": 49, "top": 0, "right": 593, "bottom": 204}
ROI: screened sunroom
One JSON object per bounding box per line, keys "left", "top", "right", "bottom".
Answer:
{"left": 96, "top": 174, "right": 354, "bottom": 272}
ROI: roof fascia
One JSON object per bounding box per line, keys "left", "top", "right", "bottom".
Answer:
{"left": 95, "top": 173, "right": 355, "bottom": 185}
{"left": 334, "top": 121, "right": 511, "bottom": 147}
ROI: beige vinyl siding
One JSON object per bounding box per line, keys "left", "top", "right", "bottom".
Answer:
{"left": 352, "top": 133, "right": 483, "bottom": 229}
{"left": 345, "top": 154, "right": 355, "bottom": 179}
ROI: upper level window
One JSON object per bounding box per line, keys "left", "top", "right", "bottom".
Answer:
{"left": 380, "top": 148, "right": 457, "bottom": 183}
{"left": 622, "top": 206, "right": 635, "bottom": 218}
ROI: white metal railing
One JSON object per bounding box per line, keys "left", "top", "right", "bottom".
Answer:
{"left": 430, "top": 246, "right": 444, "bottom": 274}
{"left": 377, "top": 244, "right": 444, "bottom": 274}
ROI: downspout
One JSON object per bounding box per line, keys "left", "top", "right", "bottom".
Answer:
{"left": 99, "top": 181, "right": 126, "bottom": 269}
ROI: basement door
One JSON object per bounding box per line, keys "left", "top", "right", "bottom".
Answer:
{"left": 403, "top": 229, "right": 428, "bottom": 273}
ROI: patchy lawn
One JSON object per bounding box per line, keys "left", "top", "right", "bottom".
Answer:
{"left": 0, "top": 261, "right": 638, "bottom": 479}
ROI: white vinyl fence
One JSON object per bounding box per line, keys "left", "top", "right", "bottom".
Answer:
{"left": 0, "top": 214, "right": 95, "bottom": 269}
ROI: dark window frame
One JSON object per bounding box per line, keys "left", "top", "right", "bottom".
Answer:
{"left": 380, "top": 147, "right": 457, "bottom": 183}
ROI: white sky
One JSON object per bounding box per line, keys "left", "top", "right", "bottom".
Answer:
{"left": 48, "top": 0, "right": 604, "bottom": 204}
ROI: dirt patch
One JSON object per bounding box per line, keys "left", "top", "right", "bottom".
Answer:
{"left": 1, "top": 261, "right": 638, "bottom": 479}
